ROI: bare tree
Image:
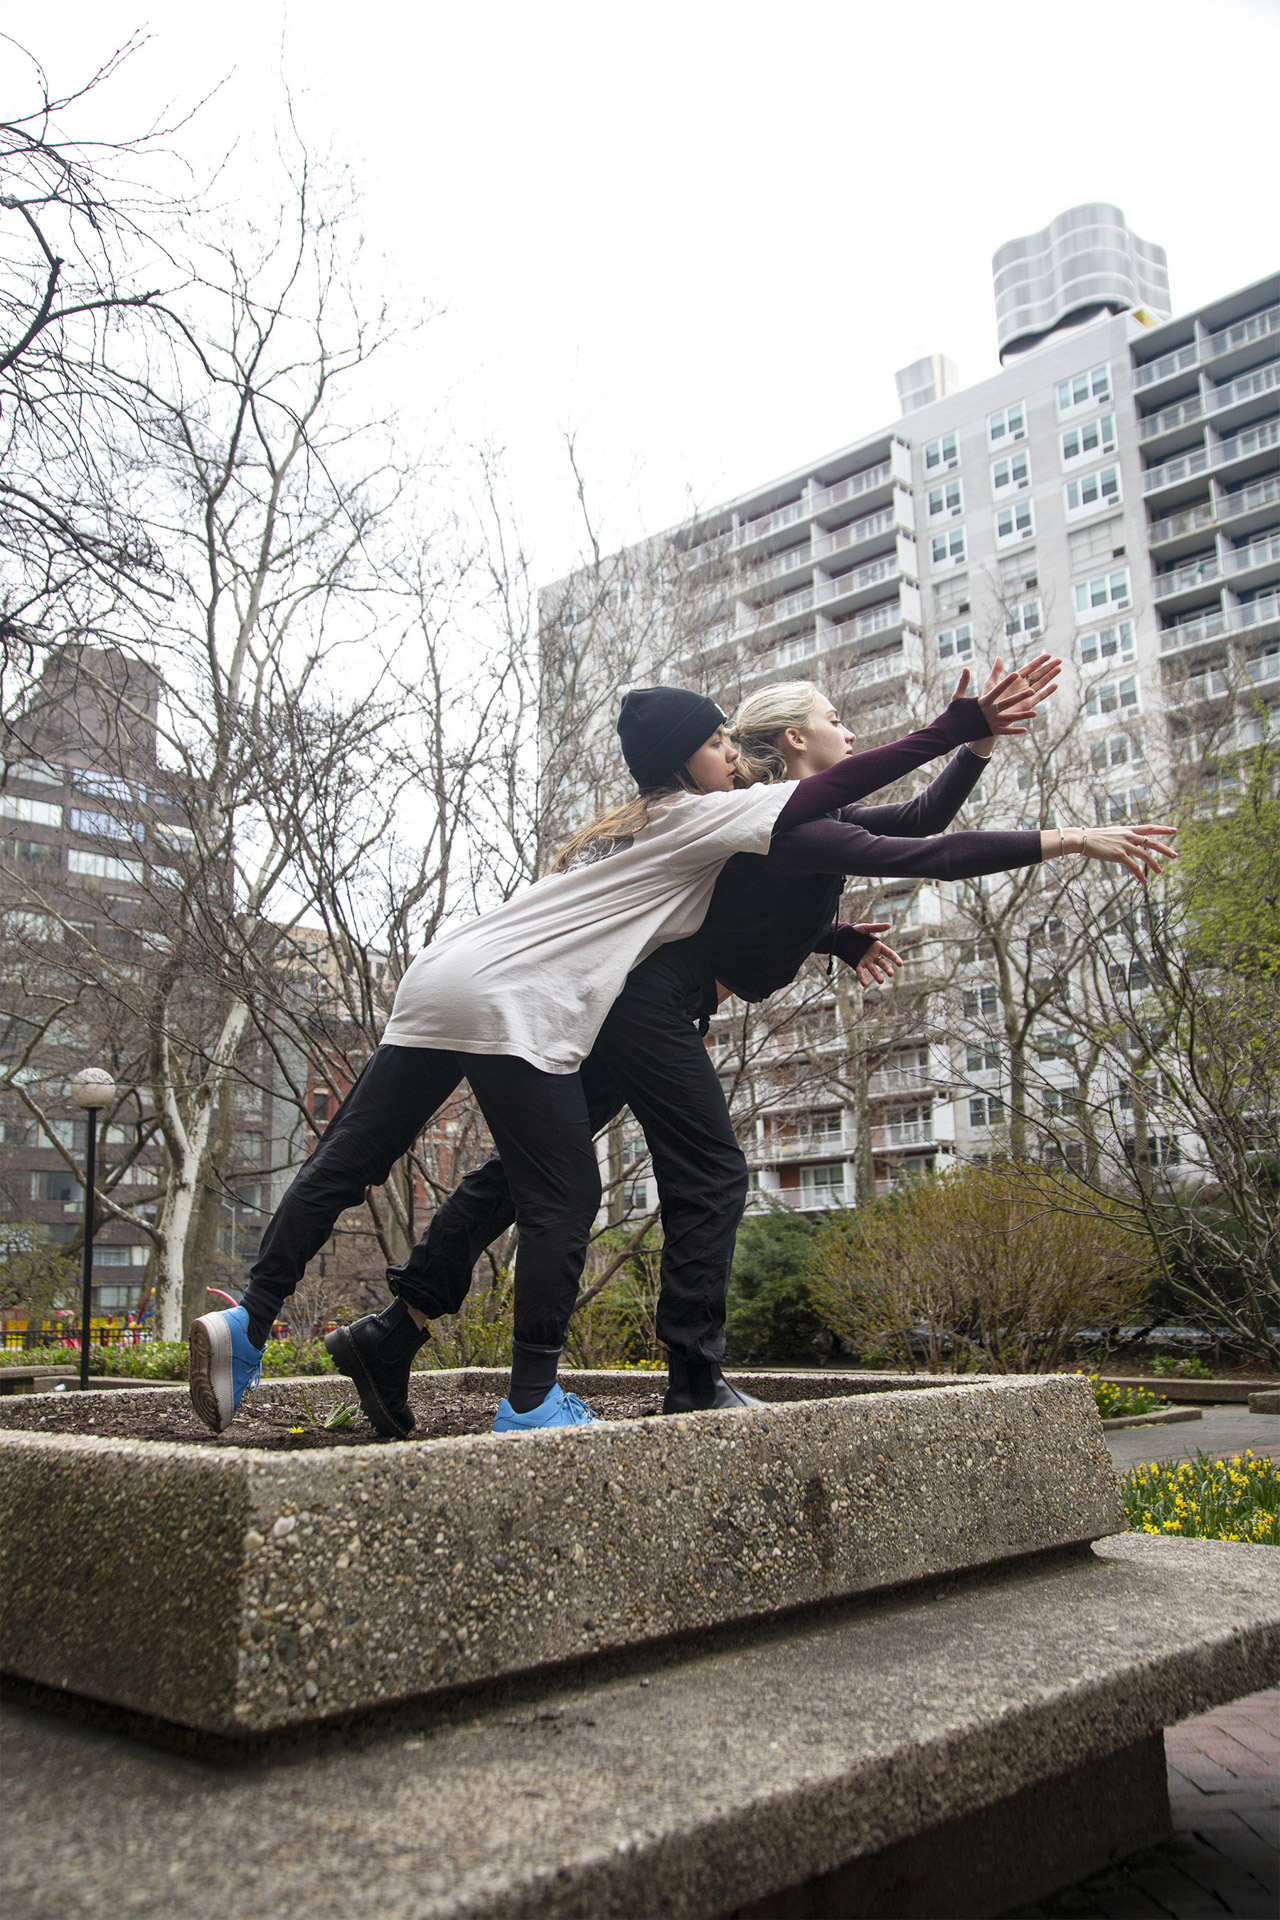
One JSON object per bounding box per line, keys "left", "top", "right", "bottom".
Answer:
{"left": 0, "top": 33, "right": 195, "bottom": 667}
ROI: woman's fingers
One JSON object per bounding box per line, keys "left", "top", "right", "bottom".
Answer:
{"left": 954, "top": 668, "right": 971, "bottom": 698}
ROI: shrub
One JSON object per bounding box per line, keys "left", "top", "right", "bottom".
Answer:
{"left": 1122, "top": 1452, "right": 1278, "bottom": 1544}
{"left": 1149, "top": 1355, "right": 1213, "bottom": 1380}
{"left": 725, "top": 1208, "right": 827, "bottom": 1365}
{"left": 807, "top": 1162, "right": 1154, "bottom": 1373}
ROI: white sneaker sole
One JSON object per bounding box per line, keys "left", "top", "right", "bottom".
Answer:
{"left": 188, "top": 1313, "right": 234, "bottom": 1432}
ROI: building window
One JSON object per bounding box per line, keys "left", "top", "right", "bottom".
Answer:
{"left": 966, "top": 1043, "right": 1000, "bottom": 1074}
{"left": 1095, "top": 784, "right": 1150, "bottom": 823}
{"left": 1068, "top": 514, "right": 1126, "bottom": 571}
{"left": 32, "top": 1169, "right": 83, "bottom": 1207}
{"left": 1061, "top": 413, "right": 1117, "bottom": 465}
{"left": 4, "top": 759, "right": 62, "bottom": 786}
{"left": 1004, "top": 597, "right": 1042, "bottom": 638}
{"left": 1084, "top": 674, "right": 1140, "bottom": 721}
{"left": 927, "top": 479, "right": 963, "bottom": 518}
{"left": 67, "top": 848, "right": 144, "bottom": 883}
{"left": 14, "top": 839, "right": 61, "bottom": 867}
{"left": 774, "top": 630, "right": 819, "bottom": 667}
{"left": 70, "top": 768, "right": 136, "bottom": 801}
{"left": 1074, "top": 568, "right": 1132, "bottom": 621}
{"left": 311, "top": 1088, "right": 330, "bottom": 1122}
{"left": 991, "top": 449, "right": 1030, "bottom": 493}
{"left": 988, "top": 402, "right": 1026, "bottom": 446}
{"left": 1056, "top": 364, "right": 1112, "bottom": 417}
{"left": 969, "top": 1094, "right": 1005, "bottom": 1129}
{"left": 936, "top": 622, "right": 973, "bottom": 662}
{"left": 1091, "top": 729, "right": 1144, "bottom": 771}
{"left": 69, "top": 809, "right": 140, "bottom": 841}
{"left": 1080, "top": 619, "right": 1136, "bottom": 667}
{"left": 931, "top": 527, "right": 966, "bottom": 569}
{"left": 924, "top": 432, "right": 959, "bottom": 471}
{"left": 0, "top": 794, "right": 61, "bottom": 828}
{"left": 1065, "top": 465, "right": 1121, "bottom": 518}
{"left": 933, "top": 574, "right": 970, "bottom": 620}
{"left": 995, "top": 499, "right": 1034, "bottom": 545}
{"left": 962, "top": 984, "right": 998, "bottom": 1018}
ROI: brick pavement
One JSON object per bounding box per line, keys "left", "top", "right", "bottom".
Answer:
{"left": 1003, "top": 1689, "right": 1278, "bottom": 1918}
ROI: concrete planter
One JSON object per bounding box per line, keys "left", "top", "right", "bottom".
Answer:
{"left": 1, "top": 1369, "right": 1123, "bottom": 1735}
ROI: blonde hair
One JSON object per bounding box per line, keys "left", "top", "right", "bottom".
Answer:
{"left": 729, "top": 680, "right": 823, "bottom": 786}
{"left": 550, "top": 769, "right": 700, "bottom": 874}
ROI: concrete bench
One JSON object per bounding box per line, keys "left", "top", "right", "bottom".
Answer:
{"left": 2, "top": 1367, "right": 1277, "bottom": 1918}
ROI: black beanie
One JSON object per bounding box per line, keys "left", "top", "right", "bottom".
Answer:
{"left": 617, "top": 686, "right": 727, "bottom": 790}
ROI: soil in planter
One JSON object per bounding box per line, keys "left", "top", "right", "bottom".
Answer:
{"left": 3, "top": 1385, "right": 667, "bottom": 1449}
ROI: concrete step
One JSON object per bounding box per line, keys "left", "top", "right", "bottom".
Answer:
{"left": 3, "top": 1535, "right": 1277, "bottom": 1920}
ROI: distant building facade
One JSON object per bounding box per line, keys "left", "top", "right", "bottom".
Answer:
{"left": 542, "top": 212, "right": 1278, "bottom": 1216}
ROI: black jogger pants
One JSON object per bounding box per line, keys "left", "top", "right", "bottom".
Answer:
{"left": 241, "top": 1046, "right": 601, "bottom": 1350}
{"left": 386, "top": 946, "right": 748, "bottom": 1362}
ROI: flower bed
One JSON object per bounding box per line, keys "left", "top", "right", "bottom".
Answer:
{"left": 1091, "top": 1377, "right": 1168, "bottom": 1419}
{"left": 1122, "top": 1452, "right": 1278, "bottom": 1545}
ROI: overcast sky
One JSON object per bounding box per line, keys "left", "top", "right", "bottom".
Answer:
{"left": 13, "top": 0, "right": 1280, "bottom": 581}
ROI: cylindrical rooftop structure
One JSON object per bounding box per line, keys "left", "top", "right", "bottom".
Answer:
{"left": 993, "top": 203, "right": 1170, "bottom": 361}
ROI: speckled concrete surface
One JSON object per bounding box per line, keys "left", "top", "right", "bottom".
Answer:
{"left": 2, "top": 1536, "right": 1276, "bottom": 1920}
{"left": 1, "top": 1373, "right": 1121, "bottom": 1732}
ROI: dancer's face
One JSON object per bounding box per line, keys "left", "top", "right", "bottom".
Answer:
{"left": 784, "top": 696, "right": 856, "bottom": 774}
{"left": 683, "top": 724, "right": 740, "bottom": 792}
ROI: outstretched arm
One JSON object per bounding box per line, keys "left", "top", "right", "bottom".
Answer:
{"left": 772, "top": 656, "right": 1059, "bottom": 832}
{"left": 772, "top": 817, "right": 1177, "bottom": 885}
{"left": 844, "top": 744, "right": 986, "bottom": 836}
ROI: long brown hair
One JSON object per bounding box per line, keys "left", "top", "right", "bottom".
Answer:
{"left": 550, "top": 768, "right": 700, "bottom": 874}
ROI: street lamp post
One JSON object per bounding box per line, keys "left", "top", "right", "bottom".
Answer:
{"left": 70, "top": 1069, "right": 117, "bottom": 1392}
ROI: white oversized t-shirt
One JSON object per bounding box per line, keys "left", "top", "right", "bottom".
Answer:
{"left": 380, "top": 783, "right": 792, "bottom": 1073}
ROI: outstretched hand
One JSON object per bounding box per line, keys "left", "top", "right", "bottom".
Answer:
{"left": 1082, "top": 823, "right": 1179, "bottom": 886}
{"left": 953, "top": 652, "right": 1060, "bottom": 735}
{"left": 850, "top": 921, "right": 904, "bottom": 987}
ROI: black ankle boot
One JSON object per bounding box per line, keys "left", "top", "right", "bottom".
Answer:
{"left": 324, "top": 1299, "right": 427, "bottom": 1440}
{"left": 662, "top": 1354, "right": 765, "bottom": 1415}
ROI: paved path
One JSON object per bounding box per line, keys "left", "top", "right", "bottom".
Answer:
{"left": 1005, "top": 1689, "right": 1279, "bottom": 1918}
{"left": 1105, "top": 1408, "right": 1280, "bottom": 1473}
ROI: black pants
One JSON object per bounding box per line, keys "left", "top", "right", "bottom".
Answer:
{"left": 387, "top": 946, "right": 748, "bottom": 1362}
{"left": 241, "top": 1048, "right": 601, "bottom": 1350}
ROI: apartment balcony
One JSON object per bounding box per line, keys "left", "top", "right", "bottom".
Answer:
{"left": 1146, "top": 498, "right": 1217, "bottom": 560}
{"left": 1203, "top": 302, "right": 1280, "bottom": 375}
{"left": 1246, "top": 645, "right": 1280, "bottom": 691}
{"left": 738, "top": 584, "right": 815, "bottom": 635}
{"left": 1159, "top": 606, "right": 1229, "bottom": 655}
{"left": 811, "top": 502, "right": 901, "bottom": 565}
{"left": 816, "top": 553, "right": 902, "bottom": 616}
{"left": 754, "top": 1183, "right": 855, "bottom": 1213}
{"left": 1142, "top": 444, "right": 1210, "bottom": 499}
{"left": 810, "top": 458, "right": 894, "bottom": 521}
{"left": 1221, "top": 474, "right": 1280, "bottom": 536}
{"left": 1229, "top": 588, "right": 1280, "bottom": 640}
{"left": 866, "top": 1062, "right": 933, "bottom": 1096}
{"left": 1132, "top": 339, "right": 1202, "bottom": 395}
{"left": 1165, "top": 666, "right": 1232, "bottom": 711}
{"left": 743, "top": 543, "right": 813, "bottom": 594}
{"left": 1213, "top": 417, "right": 1280, "bottom": 481}
{"left": 1230, "top": 529, "right": 1280, "bottom": 592}
{"left": 1138, "top": 394, "right": 1204, "bottom": 451}
{"left": 732, "top": 497, "right": 810, "bottom": 552}
{"left": 1152, "top": 553, "right": 1221, "bottom": 608}
{"left": 1207, "top": 358, "right": 1280, "bottom": 431}
{"left": 759, "top": 1125, "right": 858, "bottom": 1161}
{"left": 853, "top": 646, "right": 909, "bottom": 691}
{"left": 870, "top": 1116, "right": 935, "bottom": 1153}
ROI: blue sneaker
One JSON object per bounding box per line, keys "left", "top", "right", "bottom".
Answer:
{"left": 188, "top": 1305, "right": 263, "bottom": 1433}
{"left": 492, "top": 1384, "right": 600, "bottom": 1433}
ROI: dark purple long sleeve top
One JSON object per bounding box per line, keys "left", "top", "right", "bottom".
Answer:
{"left": 680, "top": 698, "right": 1042, "bottom": 1002}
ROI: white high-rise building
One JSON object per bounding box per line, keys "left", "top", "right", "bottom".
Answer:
{"left": 543, "top": 211, "right": 1278, "bottom": 1214}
